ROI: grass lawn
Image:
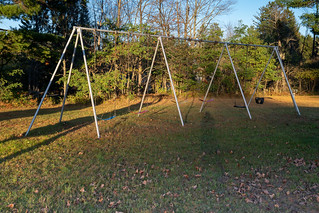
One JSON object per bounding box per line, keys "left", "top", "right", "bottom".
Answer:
{"left": 0, "top": 95, "right": 318, "bottom": 212}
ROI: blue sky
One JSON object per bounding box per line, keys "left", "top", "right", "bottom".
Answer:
{"left": 216, "top": 0, "right": 307, "bottom": 35}
{"left": 0, "top": 0, "right": 308, "bottom": 35}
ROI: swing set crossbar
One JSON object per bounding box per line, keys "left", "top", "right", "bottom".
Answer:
{"left": 75, "top": 26, "right": 276, "bottom": 49}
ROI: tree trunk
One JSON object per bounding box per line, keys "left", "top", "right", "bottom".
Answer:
{"left": 138, "top": 59, "right": 142, "bottom": 94}
{"left": 193, "top": 0, "right": 198, "bottom": 39}
{"left": 312, "top": 78, "right": 317, "bottom": 93}
{"left": 117, "top": 0, "right": 122, "bottom": 28}
{"left": 312, "top": 30, "right": 317, "bottom": 58}
{"left": 184, "top": 0, "right": 189, "bottom": 38}
{"left": 176, "top": 2, "right": 180, "bottom": 38}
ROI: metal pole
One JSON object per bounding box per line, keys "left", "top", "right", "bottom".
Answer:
{"left": 79, "top": 29, "right": 101, "bottom": 138}
{"left": 138, "top": 38, "right": 160, "bottom": 116}
{"left": 159, "top": 37, "right": 184, "bottom": 126}
{"left": 248, "top": 48, "right": 275, "bottom": 106}
{"left": 75, "top": 26, "right": 276, "bottom": 49}
{"left": 59, "top": 33, "right": 80, "bottom": 122}
{"left": 200, "top": 45, "right": 225, "bottom": 112}
{"left": 25, "top": 27, "right": 76, "bottom": 136}
{"left": 225, "top": 44, "right": 252, "bottom": 119}
{"left": 275, "top": 47, "right": 301, "bottom": 115}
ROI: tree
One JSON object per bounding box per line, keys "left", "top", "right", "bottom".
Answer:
{"left": 283, "top": 0, "right": 319, "bottom": 57}
{"left": 0, "top": 0, "right": 41, "bottom": 19}
{"left": 255, "top": 1, "right": 302, "bottom": 92}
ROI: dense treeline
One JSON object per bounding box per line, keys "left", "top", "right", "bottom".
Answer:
{"left": 0, "top": 0, "right": 318, "bottom": 104}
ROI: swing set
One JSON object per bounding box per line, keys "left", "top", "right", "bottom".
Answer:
{"left": 24, "top": 26, "right": 300, "bottom": 138}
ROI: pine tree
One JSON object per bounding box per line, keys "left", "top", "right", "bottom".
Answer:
{"left": 283, "top": 0, "right": 319, "bottom": 57}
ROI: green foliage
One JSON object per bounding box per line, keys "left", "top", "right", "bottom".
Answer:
{"left": 0, "top": 69, "right": 23, "bottom": 102}
{"left": 0, "top": 0, "right": 41, "bottom": 19}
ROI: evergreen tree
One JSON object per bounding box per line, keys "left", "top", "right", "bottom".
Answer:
{"left": 283, "top": 0, "right": 319, "bottom": 57}
{"left": 0, "top": 0, "right": 41, "bottom": 19}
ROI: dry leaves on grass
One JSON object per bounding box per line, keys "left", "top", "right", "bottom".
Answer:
{"left": 7, "top": 204, "right": 14, "bottom": 208}
{"left": 108, "top": 200, "right": 121, "bottom": 208}
{"left": 80, "top": 187, "right": 85, "bottom": 193}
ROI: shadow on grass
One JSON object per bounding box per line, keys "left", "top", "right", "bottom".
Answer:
{"left": 0, "top": 95, "right": 165, "bottom": 163}
{"left": 184, "top": 96, "right": 195, "bottom": 124}
{"left": 0, "top": 121, "right": 91, "bottom": 164}
{"left": 95, "top": 94, "right": 165, "bottom": 118}
{"left": 199, "top": 111, "right": 225, "bottom": 181}
{"left": 0, "top": 103, "right": 92, "bottom": 122}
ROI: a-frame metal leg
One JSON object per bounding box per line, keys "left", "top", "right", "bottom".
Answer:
{"left": 200, "top": 45, "right": 225, "bottom": 112}
{"left": 25, "top": 27, "right": 76, "bottom": 136}
{"left": 225, "top": 44, "right": 252, "bottom": 119}
{"left": 247, "top": 48, "right": 275, "bottom": 106}
{"left": 138, "top": 38, "right": 160, "bottom": 116}
{"left": 78, "top": 28, "right": 101, "bottom": 138}
{"left": 59, "top": 32, "right": 80, "bottom": 122}
{"left": 274, "top": 47, "right": 301, "bottom": 115}
{"left": 159, "top": 37, "right": 184, "bottom": 126}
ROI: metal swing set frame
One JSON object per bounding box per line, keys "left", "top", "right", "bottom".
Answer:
{"left": 25, "top": 26, "right": 300, "bottom": 138}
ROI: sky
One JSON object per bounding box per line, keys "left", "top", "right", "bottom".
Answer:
{"left": 0, "top": 0, "right": 309, "bottom": 35}
{"left": 216, "top": 0, "right": 308, "bottom": 36}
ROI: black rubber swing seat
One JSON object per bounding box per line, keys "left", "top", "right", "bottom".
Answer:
{"left": 255, "top": 97, "right": 264, "bottom": 104}
{"left": 233, "top": 105, "right": 246, "bottom": 108}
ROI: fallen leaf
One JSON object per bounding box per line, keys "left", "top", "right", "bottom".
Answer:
{"left": 195, "top": 166, "right": 202, "bottom": 172}
{"left": 245, "top": 198, "right": 253, "bottom": 203}
{"left": 142, "top": 180, "right": 147, "bottom": 185}
{"left": 192, "top": 185, "right": 197, "bottom": 189}
{"left": 108, "top": 201, "right": 115, "bottom": 208}
{"left": 66, "top": 200, "right": 71, "bottom": 207}
{"left": 7, "top": 204, "right": 14, "bottom": 209}
{"left": 269, "top": 194, "right": 275, "bottom": 199}
{"left": 34, "top": 189, "right": 39, "bottom": 194}
{"left": 100, "top": 184, "right": 105, "bottom": 188}
{"left": 195, "top": 174, "right": 202, "bottom": 178}
{"left": 316, "top": 196, "right": 319, "bottom": 203}
{"left": 99, "top": 197, "right": 103, "bottom": 203}
{"left": 264, "top": 178, "right": 270, "bottom": 184}
{"left": 183, "top": 174, "right": 189, "bottom": 179}
{"left": 80, "top": 187, "right": 85, "bottom": 193}
{"left": 263, "top": 189, "right": 269, "bottom": 195}
{"left": 274, "top": 204, "right": 279, "bottom": 208}
{"left": 78, "top": 152, "right": 83, "bottom": 155}
{"left": 286, "top": 191, "right": 290, "bottom": 195}
{"left": 230, "top": 150, "right": 233, "bottom": 154}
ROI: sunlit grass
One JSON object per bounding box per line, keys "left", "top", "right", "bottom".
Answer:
{"left": 0, "top": 95, "right": 318, "bottom": 212}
